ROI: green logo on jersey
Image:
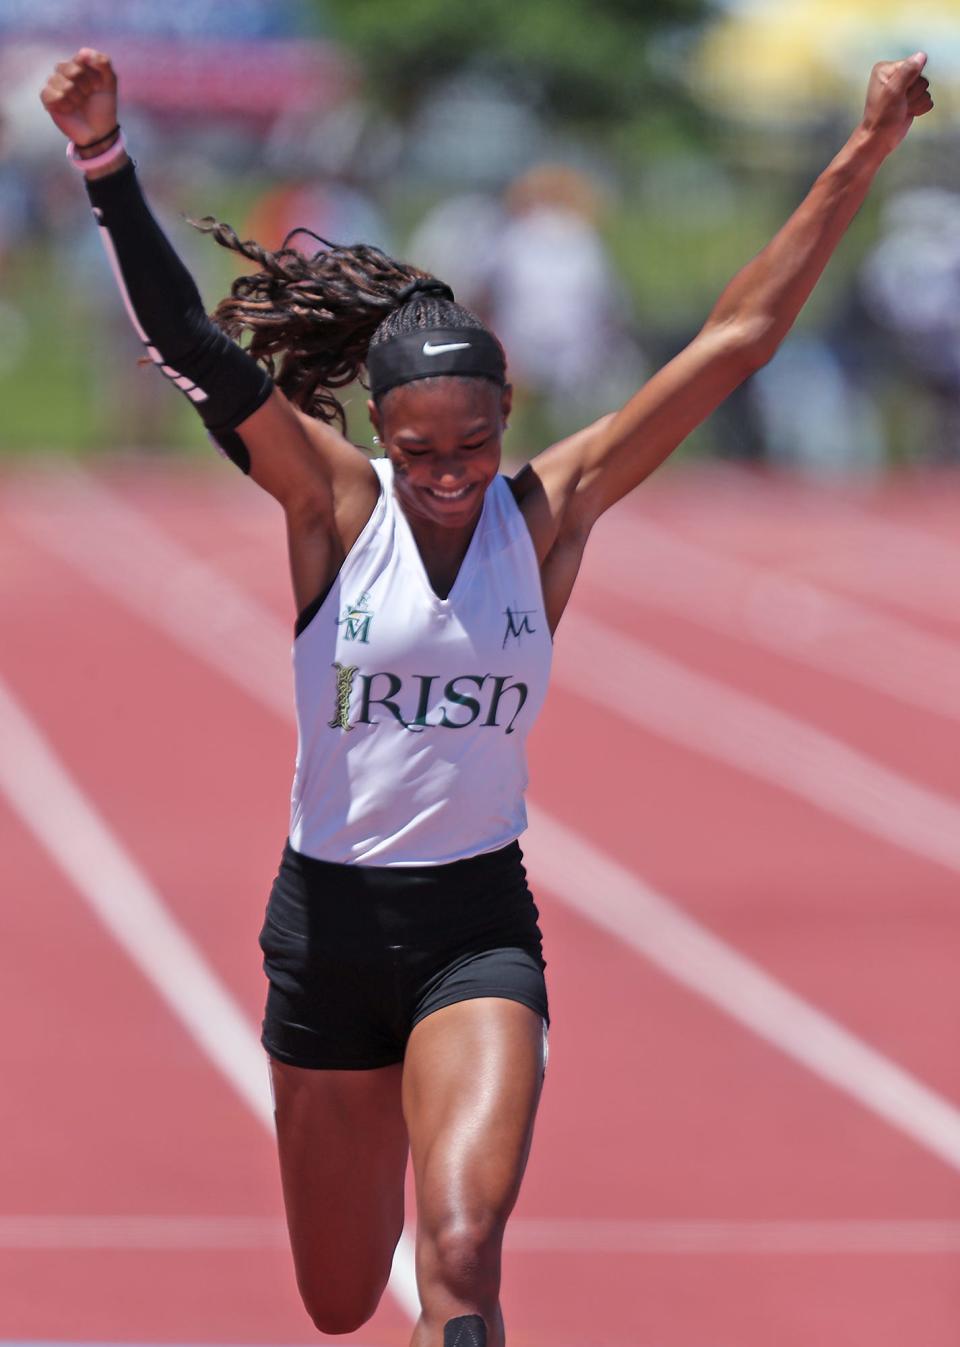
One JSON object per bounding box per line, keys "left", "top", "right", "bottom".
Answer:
{"left": 337, "top": 592, "right": 374, "bottom": 644}
{"left": 328, "top": 662, "right": 359, "bottom": 731}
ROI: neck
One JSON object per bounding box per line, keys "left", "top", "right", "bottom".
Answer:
{"left": 395, "top": 487, "right": 485, "bottom": 601}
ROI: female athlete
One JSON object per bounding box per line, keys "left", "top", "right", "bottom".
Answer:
{"left": 41, "top": 47, "right": 932, "bottom": 1347}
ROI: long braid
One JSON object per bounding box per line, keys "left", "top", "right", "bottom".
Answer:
{"left": 189, "top": 216, "right": 489, "bottom": 433}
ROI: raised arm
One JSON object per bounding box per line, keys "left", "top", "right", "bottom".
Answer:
{"left": 40, "top": 48, "right": 378, "bottom": 609}
{"left": 524, "top": 52, "right": 933, "bottom": 540}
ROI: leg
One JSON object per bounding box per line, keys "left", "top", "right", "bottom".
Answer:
{"left": 271, "top": 1057, "right": 409, "bottom": 1335}
{"left": 402, "top": 998, "right": 547, "bottom": 1347}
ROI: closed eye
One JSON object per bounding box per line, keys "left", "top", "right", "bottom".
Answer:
{"left": 398, "top": 440, "right": 488, "bottom": 455}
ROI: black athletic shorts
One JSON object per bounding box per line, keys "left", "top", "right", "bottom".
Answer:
{"left": 259, "top": 839, "right": 549, "bottom": 1070}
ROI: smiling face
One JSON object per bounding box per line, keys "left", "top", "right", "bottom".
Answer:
{"left": 370, "top": 377, "right": 512, "bottom": 529}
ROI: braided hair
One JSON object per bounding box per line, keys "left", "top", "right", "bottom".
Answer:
{"left": 189, "top": 218, "right": 492, "bottom": 434}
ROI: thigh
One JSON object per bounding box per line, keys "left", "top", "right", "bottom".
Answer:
{"left": 271, "top": 1057, "right": 409, "bottom": 1324}
{"left": 402, "top": 997, "right": 546, "bottom": 1234}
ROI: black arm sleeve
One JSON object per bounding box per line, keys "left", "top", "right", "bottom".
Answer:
{"left": 85, "top": 161, "right": 274, "bottom": 472}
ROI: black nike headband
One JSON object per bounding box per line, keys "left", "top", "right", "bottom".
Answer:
{"left": 366, "top": 327, "right": 507, "bottom": 400}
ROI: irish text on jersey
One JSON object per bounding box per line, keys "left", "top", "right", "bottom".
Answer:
{"left": 329, "top": 666, "right": 528, "bottom": 734}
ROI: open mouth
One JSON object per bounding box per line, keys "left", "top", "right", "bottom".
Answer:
{"left": 425, "top": 482, "right": 477, "bottom": 502}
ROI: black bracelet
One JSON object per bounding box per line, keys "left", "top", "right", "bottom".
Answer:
{"left": 78, "top": 124, "right": 121, "bottom": 151}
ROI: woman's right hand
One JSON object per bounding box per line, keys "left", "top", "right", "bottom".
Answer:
{"left": 40, "top": 48, "right": 118, "bottom": 149}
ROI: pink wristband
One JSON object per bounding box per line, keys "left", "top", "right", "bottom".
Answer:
{"left": 66, "top": 130, "right": 127, "bottom": 172}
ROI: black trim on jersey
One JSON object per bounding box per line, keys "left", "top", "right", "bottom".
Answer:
{"left": 294, "top": 580, "right": 334, "bottom": 638}
{"left": 85, "top": 162, "right": 272, "bottom": 473}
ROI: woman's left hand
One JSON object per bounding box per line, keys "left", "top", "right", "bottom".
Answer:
{"left": 862, "top": 51, "right": 933, "bottom": 157}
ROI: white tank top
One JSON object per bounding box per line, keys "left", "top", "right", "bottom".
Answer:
{"left": 289, "top": 458, "right": 553, "bottom": 866}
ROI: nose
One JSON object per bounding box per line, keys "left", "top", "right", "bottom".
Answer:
{"left": 433, "top": 455, "right": 466, "bottom": 486}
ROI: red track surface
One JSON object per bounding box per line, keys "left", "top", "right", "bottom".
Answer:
{"left": 1, "top": 461, "right": 959, "bottom": 1346}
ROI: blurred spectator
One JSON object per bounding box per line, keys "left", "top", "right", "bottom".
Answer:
{"left": 0, "top": 113, "right": 33, "bottom": 258}
{"left": 407, "top": 192, "right": 506, "bottom": 317}
{"left": 860, "top": 188, "right": 960, "bottom": 460}
{"left": 0, "top": 110, "right": 35, "bottom": 377}
{"left": 487, "top": 166, "right": 647, "bottom": 431}
{"left": 750, "top": 333, "right": 885, "bottom": 476}
{"left": 411, "top": 163, "right": 647, "bottom": 438}
{"left": 245, "top": 178, "right": 391, "bottom": 255}
{"left": 406, "top": 74, "right": 543, "bottom": 188}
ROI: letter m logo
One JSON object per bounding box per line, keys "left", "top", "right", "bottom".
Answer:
{"left": 338, "top": 592, "right": 374, "bottom": 644}
{"left": 343, "top": 613, "right": 372, "bottom": 643}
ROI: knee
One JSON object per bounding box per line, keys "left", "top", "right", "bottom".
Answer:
{"left": 426, "top": 1210, "right": 504, "bottom": 1301}
{"left": 298, "top": 1274, "right": 388, "bottom": 1336}
{"left": 302, "top": 1293, "right": 381, "bottom": 1337}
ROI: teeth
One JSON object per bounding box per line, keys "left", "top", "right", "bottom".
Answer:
{"left": 429, "top": 484, "right": 471, "bottom": 500}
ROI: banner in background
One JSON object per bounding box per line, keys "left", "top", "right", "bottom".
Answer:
{"left": 0, "top": 0, "right": 351, "bottom": 120}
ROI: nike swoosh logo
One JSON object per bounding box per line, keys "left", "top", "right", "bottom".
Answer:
{"left": 422, "top": 340, "right": 471, "bottom": 355}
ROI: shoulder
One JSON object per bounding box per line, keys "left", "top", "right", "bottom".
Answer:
{"left": 507, "top": 413, "right": 617, "bottom": 562}
{"left": 294, "top": 407, "right": 382, "bottom": 552}
{"left": 294, "top": 406, "right": 379, "bottom": 492}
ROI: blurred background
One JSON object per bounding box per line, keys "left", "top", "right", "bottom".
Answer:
{"left": 2, "top": 0, "right": 959, "bottom": 469}
{"left": 3, "top": 7, "right": 960, "bottom": 1346}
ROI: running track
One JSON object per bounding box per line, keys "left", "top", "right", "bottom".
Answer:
{"left": 1, "top": 459, "right": 958, "bottom": 1347}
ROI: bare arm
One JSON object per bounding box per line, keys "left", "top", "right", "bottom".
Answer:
{"left": 523, "top": 51, "right": 932, "bottom": 546}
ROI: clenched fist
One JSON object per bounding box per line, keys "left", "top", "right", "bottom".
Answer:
{"left": 863, "top": 52, "right": 933, "bottom": 156}
{"left": 39, "top": 48, "right": 119, "bottom": 151}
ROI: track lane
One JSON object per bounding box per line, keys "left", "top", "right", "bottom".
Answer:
{"left": 630, "top": 466, "right": 960, "bottom": 640}
{"left": 503, "top": 874, "right": 960, "bottom": 1345}
{"left": 0, "top": 790, "right": 371, "bottom": 1343}
{"left": 4, "top": 463, "right": 959, "bottom": 1346}
{"left": 529, "top": 669, "right": 960, "bottom": 1111}
{"left": 25, "top": 465, "right": 960, "bottom": 1112}
{"left": 0, "top": 521, "right": 292, "bottom": 1015}
{"left": 571, "top": 509, "right": 960, "bottom": 794}
{"left": 0, "top": 521, "right": 411, "bottom": 1343}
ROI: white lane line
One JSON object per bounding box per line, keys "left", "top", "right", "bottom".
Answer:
{"left": 13, "top": 468, "right": 960, "bottom": 1172}
{"left": 6, "top": 466, "right": 292, "bottom": 720}
{"left": 581, "top": 509, "right": 960, "bottom": 724}
{"left": 3, "top": 1213, "right": 959, "bottom": 1254}
{"left": 505, "top": 1217, "right": 960, "bottom": 1255}
{"left": 652, "top": 465, "right": 960, "bottom": 627}
{"left": 0, "top": 676, "right": 421, "bottom": 1321}
{"left": 0, "top": 676, "right": 272, "bottom": 1128}
{"left": 0, "top": 1214, "right": 289, "bottom": 1249}
{"left": 557, "top": 609, "right": 960, "bottom": 879}
{"left": 525, "top": 805, "right": 960, "bottom": 1173}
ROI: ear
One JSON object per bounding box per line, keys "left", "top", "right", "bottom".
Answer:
{"left": 368, "top": 399, "right": 382, "bottom": 438}
{"left": 500, "top": 382, "right": 513, "bottom": 427}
